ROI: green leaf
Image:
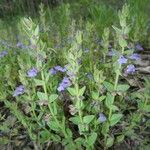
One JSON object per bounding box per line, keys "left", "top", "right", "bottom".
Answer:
{"left": 92, "top": 91, "right": 99, "bottom": 100}
{"left": 67, "top": 87, "right": 77, "bottom": 96}
{"left": 109, "top": 105, "right": 119, "bottom": 111}
{"left": 75, "top": 137, "right": 85, "bottom": 145}
{"left": 98, "top": 95, "right": 106, "bottom": 102}
{"left": 87, "top": 132, "right": 97, "bottom": 146}
{"left": 37, "top": 92, "right": 47, "bottom": 100}
{"left": 78, "top": 124, "right": 87, "bottom": 133}
{"left": 116, "top": 84, "right": 130, "bottom": 92}
{"left": 112, "top": 26, "right": 122, "bottom": 34}
{"left": 49, "top": 94, "right": 58, "bottom": 103}
{"left": 105, "top": 93, "right": 114, "bottom": 108}
{"left": 40, "top": 130, "right": 51, "bottom": 142}
{"left": 51, "top": 134, "right": 61, "bottom": 142}
{"left": 34, "top": 79, "right": 44, "bottom": 86}
{"left": 124, "top": 50, "right": 134, "bottom": 55}
{"left": 101, "top": 122, "right": 109, "bottom": 135}
{"left": 48, "top": 121, "right": 60, "bottom": 132}
{"left": 141, "top": 105, "right": 150, "bottom": 112}
{"left": 83, "top": 115, "right": 95, "bottom": 124}
{"left": 119, "top": 38, "right": 127, "bottom": 48}
{"left": 34, "top": 25, "right": 39, "bottom": 36}
{"left": 66, "top": 128, "right": 73, "bottom": 138}
{"left": 69, "top": 116, "right": 81, "bottom": 125}
{"left": 79, "top": 86, "right": 86, "bottom": 96}
{"left": 106, "top": 136, "right": 114, "bottom": 148}
{"left": 116, "top": 135, "right": 124, "bottom": 143}
{"left": 103, "top": 81, "right": 114, "bottom": 92}
{"left": 109, "top": 114, "right": 123, "bottom": 126}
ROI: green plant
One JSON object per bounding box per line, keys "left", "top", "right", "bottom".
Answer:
{"left": 0, "top": 2, "right": 150, "bottom": 150}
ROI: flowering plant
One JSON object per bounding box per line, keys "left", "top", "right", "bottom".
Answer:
{"left": 0, "top": 3, "right": 150, "bottom": 150}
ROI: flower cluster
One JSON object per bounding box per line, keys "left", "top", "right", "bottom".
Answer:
{"left": 135, "top": 43, "right": 144, "bottom": 51}
{"left": 118, "top": 55, "right": 128, "bottom": 64}
{"left": 49, "top": 65, "right": 67, "bottom": 75}
{"left": 16, "top": 41, "right": 29, "bottom": 49}
{"left": 49, "top": 68, "right": 57, "bottom": 75}
{"left": 13, "top": 85, "right": 25, "bottom": 97}
{"left": 27, "top": 68, "right": 38, "bottom": 78}
{"left": 125, "top": 64, "right": 136, "bottom": 74}
{"left": 0, "top": 50, "right": 8, "bottom": 59}
{"left": 129, "top": 53, "right": 140, "bottom": 60}
{"left": 54, "top": 66, "right": 66, "bottom": 72}
{"left": 98, "top": 113, "right": 107, "bottom": 123}
{"left": 57, "top": 76, "right": 71, "bottom": 92}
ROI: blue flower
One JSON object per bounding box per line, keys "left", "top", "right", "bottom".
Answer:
{"left": 118, "top": 56, "right": 128, "bottom": 64}
{"left": 98, "top": 113, "right": 107, "bottom": 123}
{"left": 13, "top": 85, "right": 25, "bottom": 97}
{"left": 86, "top": 73, "right": 93, "bottom": 80}
{"left": 57, "top": 84, "right": 65, "bottom": 92}
{"left": 125, "top": 64, "right": 136, "bottom": 74}
{"left": 27, "top": 68, "right": 38, "bottom": 77}
{"left": 85, "top": 48, "right": 90, "bottom": 53}
{"left": 57, "top": 77, "right": 71, "bottom": 92}
{"left": 135, "top": 43, "right": 144, "bottom": 51}
{"left": 49, "top": 68, "right": 57, "bottom": 75}
{"left": 54, "top": 66, "right": 67, "bottom": 73}
{"left": 129, "top": 53, "right": 140, "bottom": 60}
{"left": 0, "top": 50, "right": 8, "bottom": 58}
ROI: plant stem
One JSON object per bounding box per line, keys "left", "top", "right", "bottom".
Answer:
{"left": 109, "top": 47, "right": 124, "bottom": 120}
{"left": 41, "top": 70, "right": 74, "bottom": 143}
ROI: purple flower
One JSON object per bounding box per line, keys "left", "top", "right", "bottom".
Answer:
{"left": 13, "top": 85, "right": 25, "bottom": 97}
{"left": 0, "top": 50, "right": 8, "bottom": 58}
{"left": 57, "top": 85, "right": 65, "bottom": 92}
{"left": 129, "top": 53, "right": 140, "bottom": 60}
{"left": 118, "top": 56, "right": 128, "bottom": 64}
{"left": 27, "top": 68, "right": 38, "bottom": 77}
{"left": 62, "top": 77, "right": 71, "bottom": 85}
{"left": 54, "top": 66, "right": 66, "bottom": 73}
{"left": 98, "top": 113, "right": 107, "bottom": 123}
{"left": 49, "top": 68, "right": 57, "bottom": 75}
{"left": 17, "top": 42, "right": 23, "bottom": 48}
{"left": 57, "top": 77, "right": 71, "bottom": 92}
{"left": 125, "top": 64, "right": 136, "bottom": 74}
{"left": 135, "top": 43, "right": 144, "bottom": 51}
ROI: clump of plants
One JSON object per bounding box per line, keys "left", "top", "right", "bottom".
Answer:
{"left": 0, "top": 3, "right": 150, "bottom": 150}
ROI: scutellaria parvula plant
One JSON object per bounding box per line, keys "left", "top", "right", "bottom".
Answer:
{"left": 0, "top": 2, "right": 150, "bottom": 150}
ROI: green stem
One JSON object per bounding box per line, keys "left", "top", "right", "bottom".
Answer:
{"left": 109, "top": 47, "right": 124, "bottom": 120}
{"left": 76, "top": 84, "right": 83, "bottom": 124}
{"left": 41, "top": 70, "right": 73, "bottom": 141}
